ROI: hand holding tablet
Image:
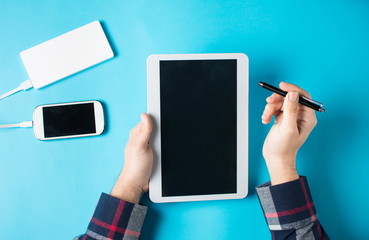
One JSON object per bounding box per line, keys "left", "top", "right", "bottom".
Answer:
{"left": 147, "top": 53, "right": 249, "bottom": 202}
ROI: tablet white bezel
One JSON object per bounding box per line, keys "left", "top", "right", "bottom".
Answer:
{"left": 147, "top": 53, "right": 248, "bottom": 203}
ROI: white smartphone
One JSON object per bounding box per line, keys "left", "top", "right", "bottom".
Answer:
{"left": 33, "top": 100, "right": 104, "bottom": 140}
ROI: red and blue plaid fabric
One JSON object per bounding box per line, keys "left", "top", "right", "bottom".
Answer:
{"left": 256, "top": 176, "right": 330, "bottom": 240}
{"left": 76, "top": 193, "right": 147, "bottom": 240}
{"left": 77, "top": 177, "right": 328, "bottom": 240}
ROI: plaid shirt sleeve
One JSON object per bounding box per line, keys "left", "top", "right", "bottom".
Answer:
{"left": 256, "top": 176, "right": 330, "bottom": 240}
{"left": 75, "top": 193, "right": 147, "bottom": 240}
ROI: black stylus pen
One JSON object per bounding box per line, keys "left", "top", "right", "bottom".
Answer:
{"left": 259, "top": 82, "right": 326, "bottom": 112}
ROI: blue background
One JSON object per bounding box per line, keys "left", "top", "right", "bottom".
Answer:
{"left": 1, "top": 0, "right": 368, "bottom": 239}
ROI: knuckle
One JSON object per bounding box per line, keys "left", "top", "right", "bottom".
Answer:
{"left": 310, "top": 118, "right": 318, "bottom": 128}
{"left": 291, "top": 106, "right": 299, "bottom": 113}
{"left": 129, "top": 129, "right": 135, "bottom": 136}
{"left": 142, "top": 129, "right": 151, "bottom": 137}
{"left": 125, "top": 141, "right": 133, "bottom": 148}
{"left": 265, "top": 104, "right": 273, "bottom": 113}
{"left": 129, "top": 128, "right": 138, "bottom": 137}
{"left": 126, "top": 142, "right": 140, "bottom": 151}
{"left": 285, "top": 104, "right": 298, "bottom": 114}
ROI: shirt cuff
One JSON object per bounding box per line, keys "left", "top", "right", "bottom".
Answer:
{"left": 85, "top": 192, "right": 147, "bottom": 240}
{"left": 256, "top": 176, "right": 317, "bottom": 231}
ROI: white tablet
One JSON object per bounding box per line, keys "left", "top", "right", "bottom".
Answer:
{"left": 147, "top": 53, "right": 248, "bottom": 203}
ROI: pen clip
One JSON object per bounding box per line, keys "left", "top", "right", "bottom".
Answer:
{"left": 302, "top": 96, "right": 324, "bottom": 107}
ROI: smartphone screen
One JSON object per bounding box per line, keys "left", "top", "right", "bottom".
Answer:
{"left": 42, "top": 103, "right": 96, "bottom": 138}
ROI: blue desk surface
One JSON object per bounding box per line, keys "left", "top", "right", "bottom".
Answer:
{"left": 1, "top": 1, "right": 368, "bottom": 239}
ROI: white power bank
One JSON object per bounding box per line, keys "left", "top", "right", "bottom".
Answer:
{"left": 20, "top": 21, "right": 114, "bottom": 89}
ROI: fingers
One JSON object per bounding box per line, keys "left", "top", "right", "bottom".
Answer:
{"left": 262, "top": 100, "right": 283, "bottom": 124}
{"left": 266, "top": 93, "right": 284, "bottom": 104}
{"left": 280, "top": 81, "right": 317, "bottom": 120}
{"left": 128, "top": 113, "right": 153, "bottom": 149}
{"left": 262, "top": 83, "right": 316, "bottom": 126}
{"left": 280, "top": 92, "right": 299, "bottom": 131}
{"left": 262, "top": 91, "right": 300, "bottom": 127}
{"left": 279, "top": 82, "right": 311, "bottom": 99}
{"left": 262, "top": 93, "right": 284, "bottom": 124}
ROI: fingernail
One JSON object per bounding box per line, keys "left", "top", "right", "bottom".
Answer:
{"left": 289, "top": 92, "right": 299, "bottom": 102}
{"left": 141, "top": 114, "right": 145, "bottom": 122}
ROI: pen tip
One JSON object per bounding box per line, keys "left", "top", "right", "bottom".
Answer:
{"left": 259, "top": 82, "right": 264, "bottom": 87}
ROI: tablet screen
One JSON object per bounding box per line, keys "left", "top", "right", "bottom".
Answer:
{"left": 160, "top": 60, "right": 237, "bottom": 197}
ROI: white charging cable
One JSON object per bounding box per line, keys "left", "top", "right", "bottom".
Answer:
{"left": 0, "top": 121, "right": 33, "bottom": 128}
{"left": 0, "top": 80, "right": 33, "bottom": 101}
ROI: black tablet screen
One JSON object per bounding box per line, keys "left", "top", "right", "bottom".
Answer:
{"left": 160, "top": 60, "right": 237, "bottom": 197}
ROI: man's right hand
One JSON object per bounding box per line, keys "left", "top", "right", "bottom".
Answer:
{"left": 261, "top": 82, "right": 317, "bottom": 185}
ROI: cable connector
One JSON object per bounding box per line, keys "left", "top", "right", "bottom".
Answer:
{"left": 0, "top": 80, "right": 34, "bottom": 101}
{"left": 19, "top": 121, "right": 33, "bottom": 128}
{"left": 0, "top": 121, "right": 33, "bottom": 128}
{"left": 19, "top": 80, "right": 33, "bottom": 91}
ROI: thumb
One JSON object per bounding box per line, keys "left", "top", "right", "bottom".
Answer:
{"left": 281, "top": 92, "right": 299, "bottom": 131}
{"left": 138, "top": 113, "right": 153, "bottom": 147}
{"left": 129, "top": 113, "right": 153, "bottom": 148}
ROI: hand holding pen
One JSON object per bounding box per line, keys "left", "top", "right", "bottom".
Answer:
{"left": 261, "top": 82, "right": 318, "bottom": 185}
{"left": 259, "top": 82, "right": 326, "bottom": 112}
